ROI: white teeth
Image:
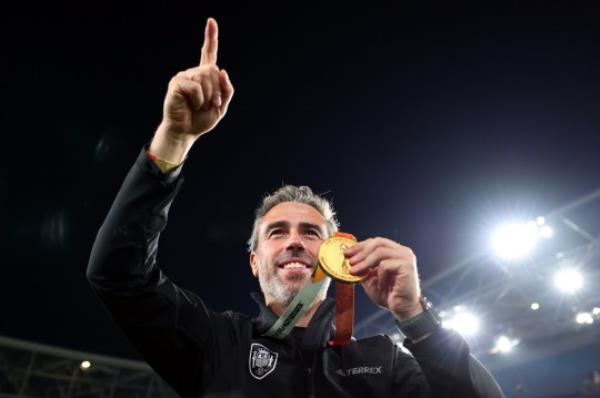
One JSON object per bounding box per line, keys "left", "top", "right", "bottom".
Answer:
{"left": 282, "top": 262, "right": 307, "bottom": 269}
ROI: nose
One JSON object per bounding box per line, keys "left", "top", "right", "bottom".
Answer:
{"left": 285, "top": 230, "right": 306, "bottom": 251}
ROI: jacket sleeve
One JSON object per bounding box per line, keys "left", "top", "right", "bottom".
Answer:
{"left": 403, "top": 328, "right": 505, "bottom": 398}
{"left": 86, "top": 147, "right": 214, "bottom": 397}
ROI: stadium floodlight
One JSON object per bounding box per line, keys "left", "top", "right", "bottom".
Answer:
{"left": 539, "top": 225, "right": 553, "bottom": 238}
{"left": 492, "top": 335, "right": 519, "bottom": 354}
{"left": 80, "top": 360, "right": 91, "bottom": 370}
{"left": 492, "top": 222, "right": 539, "bottom": 260}
{"left": 530, "top": 302, "right": 540, "bottom": 311}
{"left": 553, "top": 269, "right": 583, "bottom": 294}
{"left": 443, "top": 311, "right": 480, "bottom": 337}
{"left": 575, "top": 312, "right": 594, "bottom": 325}
{"left": 491, "top": 216, "right": 555, "bottom": 260}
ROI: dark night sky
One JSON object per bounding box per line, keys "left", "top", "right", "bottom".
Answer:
{"left": 2, "top": 4, "right": 600, "bottom": 361}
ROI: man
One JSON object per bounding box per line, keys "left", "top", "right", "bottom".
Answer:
{"left": 87, "top": 17, "right": 504, "bottom": 397}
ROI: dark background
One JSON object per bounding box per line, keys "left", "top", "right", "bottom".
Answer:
{"left": 2, "top": 1, "right": 599, "bottom": 375}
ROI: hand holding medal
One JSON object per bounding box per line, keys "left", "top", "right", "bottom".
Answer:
{"left": 264, "top": 232, "right": 423, "bottom": 344}
{"left": 320, "top": 234, "right": 425, "bottom": 345}
{"left": 343, "top": 237, "right": 423, "bottom": 322}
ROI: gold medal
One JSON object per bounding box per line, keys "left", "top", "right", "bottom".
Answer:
{"left": 318, "top": 232, "right": 363, "bottom": 283}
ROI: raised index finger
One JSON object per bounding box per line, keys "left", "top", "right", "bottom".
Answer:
{"left": 200, "top": 17, "right": 219, "bottom": 65}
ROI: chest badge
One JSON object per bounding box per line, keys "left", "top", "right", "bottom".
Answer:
{"left": 249, "top": 343, "right": 279, "bottom": 380}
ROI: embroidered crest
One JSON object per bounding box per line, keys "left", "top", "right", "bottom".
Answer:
{"left": 249, "top": 343, "right": 278, "bottom": 380}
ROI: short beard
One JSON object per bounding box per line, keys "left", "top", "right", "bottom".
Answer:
{"left": 258, "top": 269, "right": 303, "bottom": 306}
{"left": 257, "top": 262, "right": 331, "bottom": 307}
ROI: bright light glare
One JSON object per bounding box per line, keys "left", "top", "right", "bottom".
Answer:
{"left": 593, "top": 307, "right": 600, "bottom": 315}
{"left": 492, "top": 222, "right": 539, "bottom": 260}
{"left": 530, "top": 302, "right": 540, "bottom": 310}
{"left": 493, "top": 336, "right": 517, "bottom": 353}
{"left": 576, "top": 312, "right": 594, "bottom": 325}
{"left": 389, "top": 332, "right": 403, "bottom": 344}
{"left": 443, "top": 312, "right": 480, "bottom": 336}
{"left": 540, "top": 225, "right": 553, "bottom": 238}
{"left": 554, "top": 269, "right": 583, "bottom": 294}
{"left": 80, "top": 361, "right": 91, "bottom": 370}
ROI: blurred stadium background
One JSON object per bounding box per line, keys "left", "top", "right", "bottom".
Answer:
{"left": 2, "top": 189, "right": 598, "bottom": 398}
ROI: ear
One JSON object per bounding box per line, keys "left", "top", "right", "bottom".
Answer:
{"left": 249, "top": 251, "right": 259, "bottom": 277}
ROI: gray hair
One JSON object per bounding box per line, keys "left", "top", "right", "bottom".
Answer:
{"left": 247, "top": 185, "right": 339, "bottom": 252}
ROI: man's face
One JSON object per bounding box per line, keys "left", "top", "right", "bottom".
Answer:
{"left": 250, "top": 202, "right": 328, "bottom": 307}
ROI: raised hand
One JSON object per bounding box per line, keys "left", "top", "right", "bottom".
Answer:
{"left": 151, "top": 18, "right": 234, "bottom": 164}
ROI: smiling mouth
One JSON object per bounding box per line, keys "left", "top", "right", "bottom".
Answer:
{"left": 278, "top": 260, "right": 313, "bottom": 270}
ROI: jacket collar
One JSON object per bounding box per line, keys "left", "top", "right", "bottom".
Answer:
{"left": 250, "top": 291, "right": 336, "bottom": 349}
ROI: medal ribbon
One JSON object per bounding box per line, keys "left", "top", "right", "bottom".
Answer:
{"left": 328, "top": 232, "right": 356, "bottom": 346}
{"left": 330, "top": 281, "right": 355, "bottom": 346}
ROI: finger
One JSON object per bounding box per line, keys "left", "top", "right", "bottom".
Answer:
{"left": 208, "top": 67, "right": 222, "bottom": 108}
{"left": 343, "top": 244, "right": 359, "bottom": 258}
{"left": 347, "top": 237, "right": 397, "bottom": 265}
{"left": 343, "top": 238, "right": 374, "bottom": 258}
{"left": 360, "top": 269, "right": 379, "bottom": 292}
{"left": 170, "top": 76, "right": 204, "bottom": 111}
{"left": 350, "top": 246, "right": 398, "bottom": 276}
{"left": 377, "top": 259, "right": 401, "bottom": 291}
{"left": 185, "top": 65, "right": 221, "bottom": 109}
{"left": 200, "top": 17, "right": 219, "bottom": 65}
{"left": 198, "top": 76, "right": 213, "bottom": 110}
{"left": 218, "top": 69, "right": 234, "bottom": 114}
{"left": 351, "top": 246, "right": 398, "bottom": 275}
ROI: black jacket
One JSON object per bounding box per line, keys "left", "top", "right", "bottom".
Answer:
{"left": 87, "top": 147, "right": 504, "bottom": 398}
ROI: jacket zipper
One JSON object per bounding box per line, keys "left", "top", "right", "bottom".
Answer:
{"left": 308, "top": 349, "right": 318, "bottom": 398}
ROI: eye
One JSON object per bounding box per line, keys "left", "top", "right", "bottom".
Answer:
{"left": 269, "top": 229, "right": 286, "bottom": 237}
{"left": 305, "top": 229, "right": 321, "bottom": 238}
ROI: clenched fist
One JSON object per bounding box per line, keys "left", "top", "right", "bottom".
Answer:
{"left": 150, "top": 18, "right": 234, "bottom": 164}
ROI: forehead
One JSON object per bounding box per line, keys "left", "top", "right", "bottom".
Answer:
{"left": 260, "top": 202, "right": 327, "bottom": 229}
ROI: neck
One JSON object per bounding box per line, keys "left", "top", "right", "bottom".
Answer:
{"left": 268, "top": 298, "right": 324, "bottom": 328}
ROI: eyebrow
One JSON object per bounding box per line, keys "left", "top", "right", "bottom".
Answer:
{"left": 264, "top": 221, "right": 325, "bottom": 235}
